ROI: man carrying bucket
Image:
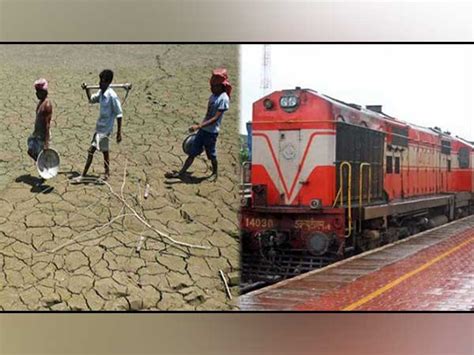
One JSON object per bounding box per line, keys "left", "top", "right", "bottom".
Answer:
{"left": 27, "top": 78, "right": 52, "bottom": 185}
{"left": 74, "top": 69, "right": 123, "bottom": 182}
{"left": 165, "top": 68, "right": 232, "bottom": 182}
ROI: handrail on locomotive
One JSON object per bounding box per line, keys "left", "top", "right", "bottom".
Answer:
{"left": 240, "top": 161, "right": 252, "bottom": 206}
{"left": 335, "top": 161, "right": 353, "bottom": 237}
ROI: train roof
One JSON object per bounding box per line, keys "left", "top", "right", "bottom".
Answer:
{"left": 455, "top": 136, "right": 474, "bottom": 149}
{"left": 304, "top": 88, "right": 409, "bottom": 128}
{"left": 299, "top": 88, "right": 472, "bottom": 145}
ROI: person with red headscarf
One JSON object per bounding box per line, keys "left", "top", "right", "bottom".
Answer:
{"left": 165, "top": 68, "right": 231, "bottom": 182}
{"left": 27, "top": 78, "right": 53, "bottom": 185}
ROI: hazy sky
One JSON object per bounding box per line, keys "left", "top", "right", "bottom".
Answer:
{"left": 240, "top": 45, "right": 474, "bottom": 141}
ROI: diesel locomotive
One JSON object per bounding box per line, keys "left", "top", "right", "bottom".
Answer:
{"left": 240, "top": 87, "right": 474, "bottom": 283}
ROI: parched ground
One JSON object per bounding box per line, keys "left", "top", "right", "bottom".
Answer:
{"left": 0, "top": 45, "right": 240, "bottom": 310}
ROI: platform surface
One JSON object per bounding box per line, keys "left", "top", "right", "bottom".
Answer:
{"left": 240, "top": 216, "right": 474, "bottom": 311}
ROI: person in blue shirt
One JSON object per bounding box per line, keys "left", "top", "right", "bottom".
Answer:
{"left": 165, "top": 68, "right": 232, "bottom": 182}
{"left": 74, "top": 69, "right": 123, "bottom": 182}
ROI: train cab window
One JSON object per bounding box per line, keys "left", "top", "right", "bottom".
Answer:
{"left": 394, "top": 157, "right": 400, "bottom": 174}
{"left": 447, "top": 159, "right": 451, "bottom": 172}
{"left": 441, "top": 140, "right": 451, "bottom": 155}
{"left": 386, "top": 156, "right": 393, "bottom": 174}
{"left": 458, "top": 147, "right": 470, "bottom": 169}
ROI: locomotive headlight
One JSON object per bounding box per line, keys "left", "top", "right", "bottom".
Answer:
{"left": 279, "top": 95, "right": 299, "bottom": 109}
{"left": 288, "top": 96, "right": 298, "bottom": 107}
{"left": 263, "top": 98, "right": 274, "bottom": 109}
{"left": 306, "top": 232, "right": 331, "bottom": 256}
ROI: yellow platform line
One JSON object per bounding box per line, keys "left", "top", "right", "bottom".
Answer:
{"left": 343, "top": 236, "right": 474, "bottom": 311}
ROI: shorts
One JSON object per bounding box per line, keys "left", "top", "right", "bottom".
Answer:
{"left": 189, "top": 129, "right": 218, "bottom": 159}
{"left": 91, "top": 132, "right": 110, "bottom": 152}
{"left": 27, "top": 135, "right": 45, "bottom": 161}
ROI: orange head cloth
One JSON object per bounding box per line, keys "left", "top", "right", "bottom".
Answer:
{"left": 210, "top": 68, "right": 232, "bottom": 98}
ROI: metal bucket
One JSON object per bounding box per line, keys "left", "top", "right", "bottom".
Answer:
{"left": 37, "top": 149, "right": 60, "bottom": 179}
{"left": 182, "top": 133, "right": 203, "bottom": 156}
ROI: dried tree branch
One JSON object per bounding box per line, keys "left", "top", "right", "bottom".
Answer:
{"left": 44, "top": 211, "right": 131, "bottom": 254}
{"left": 100, "top": 170, "right": 210, "bottom": 250}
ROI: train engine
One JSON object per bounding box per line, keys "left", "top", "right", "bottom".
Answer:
{"left": 240, "top": 87, "right": 474, "bottom": 283}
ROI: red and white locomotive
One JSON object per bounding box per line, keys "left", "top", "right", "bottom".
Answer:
{"left": 241, "top": 87, "right": 474, "bottom": 282}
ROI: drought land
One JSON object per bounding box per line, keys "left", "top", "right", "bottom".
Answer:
{"left": 0, "top": 45, "right": 240, "bottom": 310}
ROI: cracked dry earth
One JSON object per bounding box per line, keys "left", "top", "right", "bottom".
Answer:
{"left": 0, "top": 45, "right": 240, "bottom": 310}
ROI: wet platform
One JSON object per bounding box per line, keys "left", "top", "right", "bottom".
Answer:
{"left": 240, "top": 216, "right": 474, "bottom": 311}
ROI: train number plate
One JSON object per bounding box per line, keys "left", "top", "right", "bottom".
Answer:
{"left": 243, "top": 217, "right": 275, "bottom": 229}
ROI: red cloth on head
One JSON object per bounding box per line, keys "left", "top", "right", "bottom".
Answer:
{"left": 34, "top": 78, "right": 48, "bottom": 91}
{"left": 210, "top": 68, "right": 232, "bottom": 98}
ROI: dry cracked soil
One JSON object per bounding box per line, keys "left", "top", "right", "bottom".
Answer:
{"left": 0, "top": 45, "right": 240, "bottom": 310}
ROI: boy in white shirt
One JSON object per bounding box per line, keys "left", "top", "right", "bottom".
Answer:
{"left": 74, "top": 69, "right": 123, "bottom": 182}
